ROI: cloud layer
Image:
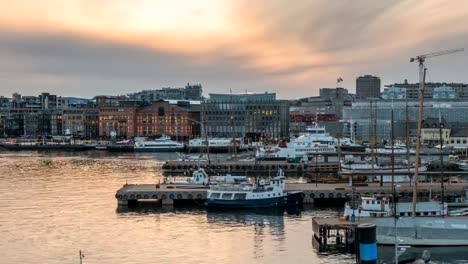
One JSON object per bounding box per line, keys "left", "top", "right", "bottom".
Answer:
{"left": 0, "top": 0, "right": 467, "bottom": 98}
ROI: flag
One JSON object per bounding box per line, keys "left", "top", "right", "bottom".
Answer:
{"left": 337, "top": 77, "right": 343, "bottom": 83}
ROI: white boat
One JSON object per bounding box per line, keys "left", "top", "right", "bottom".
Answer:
{"left": 344, "top": 195, "right": 448, "bottom": 218}
{"left": 370, "top": 144, "right": 416, "bottom": 154}
{"left": 340, "top": 161, "right": 428, "bottom": 182}
{"left": 256, "top": 126, "right": 362, "bottom": 161}
{"left": 177, "top": 153, "right": 208, "bottom": 162}
{"left": 134, "top": 136, "right": 184, "bottom": 152}
{"left": 188, "top": 137, "right": 246, "bottom": 153}
{"left": 166, "top": 168, "right": 248, "bottom": 185}
{"left": 206, "top": 169, "right": 303, "bottom": 208}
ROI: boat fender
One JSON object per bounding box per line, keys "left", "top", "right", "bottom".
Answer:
{"left": 171, "top": 166, "right": 176, "bottom": 170}
{"left": 177, "top": 165, "right": 182, "bottom": 170}
{"left": 310, "top": 193, "right": 315, "bottom": 198}
{"left": 118, "top": 194, "right": 122, "bottom": 199}
{"left": 130, "top": 194, "right": 135, "bottom": 200}
{"left": 177, "top": 194, "right": 183, "bottom": 199}
{"left": 196, "top": 194, "right": 203, "bottom": 199}
{"left": 187, "top": 193, "right": 193, "bottom": 199}
{"left": 143, "top": 195, "right": 149, "bottom": 199}
{"left": 328, "top": 193, "right": 334, "bottom": 198}
{"left": 169, "top": 193, "right": 175, "bottom": 199}
{"left": 297, "top": 167, "right": 302, "bottom": 172}
{"left": 136, "top": 194, "right": 142, "bottom": 199}
{"left": 336, "top": 193, "right": 342, "bottom": 198}
{"left": 300, "top": 193, "right": 305, "bottom": 198}
{"left": 183, "top": 165, "right": 188, "bottom": 170}
{"left": 152, "top": 194, "right": 158, "bottom": 199}
{"left": 115, "top": 194, "right": 118, "bottom": 199}
{"left": 123, "top": 195, "right": 128, "bottom": 200}
{"left": 319, "top": 193, "right": 325, "bottom": 198}
{"left": 241, "top": 166, "right": 245, "bottom": 170}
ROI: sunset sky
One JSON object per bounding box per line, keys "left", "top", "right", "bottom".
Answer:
{"left": 0, "top": 0, "right": 467, "bottom": 98}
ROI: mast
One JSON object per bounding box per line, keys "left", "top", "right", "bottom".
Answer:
{"left": 369, "top": 100, "right": 377, "bottom": 185}
{"left": 405, "top": 99, "right": 411, "bottom": 184}
{"left": 230, "top": 90, "right": 237, "bottom": 160}
{"left": 412, "top": 66, "right": 426, "bottom": 217}
{"left": 391, "top": 99, "right": 395, "bottom": 188}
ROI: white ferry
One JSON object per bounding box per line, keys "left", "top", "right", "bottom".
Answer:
{"left": 343, "top": 196, "right": 448, "bottom": 218}
{"left": 256, "top": 126, "right": 363, "bottom": 161}
{"left": 206, "top": 169, "right": 303, "bottom": 208}
{"left": 134, "top": 135, "right": 184, "bottom": 152}
{"left": 187, "top": 137, "right": 246, "bottom": 153}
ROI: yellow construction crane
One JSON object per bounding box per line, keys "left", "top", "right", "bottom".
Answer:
{"left": 410, "top": 48, "right": 464, "bottom": 217}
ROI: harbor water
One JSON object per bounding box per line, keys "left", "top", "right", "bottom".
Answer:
{"left": 0, "top": 152, "right": 467, "bottom": 264}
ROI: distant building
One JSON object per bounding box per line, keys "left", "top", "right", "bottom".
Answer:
{"left": 381, "top": 87, "right": 407, "bottom": 99}
{"left": 356, "top": 75, "right": 381, "bottom": 99}
{"left": 421, "top": 117, "right": 450, "bottom": 146}
{"left": 202, "top": 93, "right": 289, "bottom": 141}
{"left": 63, "top": 107, "right": 99, "bottom": 138}
{"left": 128, "top": 83, "right": 203, "bottom": 102}
{"left": 384, "top": 80, "right": 468, "bottom": 99}
{"left": 135, "top": 100, "right": 200, "bottom": 140}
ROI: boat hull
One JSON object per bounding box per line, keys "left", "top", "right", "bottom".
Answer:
{"left": 206, "top": 196, "right": 287, "bottom": 208}
{"left": 134, "top": 147, "right": 184, "bottom": 152}
{"left": 0, "top": 144, "right": 94, "bottom": 151}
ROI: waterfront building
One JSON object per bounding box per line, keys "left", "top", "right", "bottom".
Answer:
{"left": 202, "top": 93, "right": 289, "bottom": 141}
{"left": 99, "top": 105, "right": 137, "bottom": 138}
{"left": 135, "top": 100, "right": 200, "bottom": 140}
{"left": 128, "top": 83, "right": 203, "bottom": 101}
{"left": 343, "top": 99, "right": 468, "bottom": 142}
{"left": 381, "top": 87, "right": 407, "bottom": 99}
{"left": 421, "top": 117, "right": 450, "bottom": 146}
{"left": 63, "top": 107, "right": 99, "bottom": 138}
{"left": 356, "top": 75, "right": 381, "bottom": 99}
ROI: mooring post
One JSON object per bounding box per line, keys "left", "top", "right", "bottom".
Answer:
{"left": 356, "top": 223, "right": 377, "bottom": 264}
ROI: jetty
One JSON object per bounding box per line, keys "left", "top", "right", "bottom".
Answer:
{"left": 115, "top": 182, "right": 467, "bottom": 206}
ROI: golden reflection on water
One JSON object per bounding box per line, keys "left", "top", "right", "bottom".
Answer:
{"left": 0, "top": 152, "right": 353, "bottom": 263}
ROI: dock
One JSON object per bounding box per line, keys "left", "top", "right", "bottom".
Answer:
{"left": 161, "top": 160, "right": 339, "bottom": 177}
{"left": 115, "top": 182, "right": 467, "bottom": 206}
{"left": 312, "top": 217, "right": 371, "bottom": 252}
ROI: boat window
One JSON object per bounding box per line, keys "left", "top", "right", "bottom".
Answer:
{"left": 222, "top": 193, "right": 233, "bottom": 199}
{"left": 210, "top": 193, "right": 220, "bottom": 199}
{"left": 416, "top": 212, "right": 421, "bottom": 216}
{"left": 371, "top": 201, "right": 375, "bottom": 205}
{"left": 400, "top": 212, "right": 404, "bottom": 217}
{"left": 431, "top": 212, "right": 436, "bottom": 215}
{"left": 424, "top": 212, "right": 429, "bottom": 216}
{"left": 268, "top": 194, "right": 270, "bottom": 197}
{"left": 233, "top": 193, "right": 247, "bottom": 200}
{"left": 366, "top": 200, "right": 370, "bottom": 204}
{"left": 273, "top": 193, "right": 275, "bottom": 196}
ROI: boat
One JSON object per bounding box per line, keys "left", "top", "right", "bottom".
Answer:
{"left": 256, "top": 126, "right": 364, "bottom": 161}
{"left": 187, "top": 137, "right": 247, "bottom": 153}
{"left": 205, "top": 169, "right": 303, "bottom": 208}
{"left": 106, "top": 140, "right": 134, "bottom": 152}
{"left": 370, "top": 144, "right": 416, "bottom": 154}
{"left": 134, "top": 136, "right": 184, "bottom": 152}
{"left": 375, "top": 217, "right": 468, "bottom": 246}
{"left": 0, "top": 141, "right": 94, "bottom": 151}
{"left": 165, "top": 168, "right": 249, "bottom": 185}
{"left": 343, "top": 195, "right": 448, "bottom": 218}
{"left": 177, "top": 153, "right": 208, "bottom": 162}
{"left": 340, "top": 160, "right": 428, "bottom": 182}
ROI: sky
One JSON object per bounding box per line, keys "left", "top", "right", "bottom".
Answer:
{"left": 0, "top": 0, "right": 467, "bottom": 99}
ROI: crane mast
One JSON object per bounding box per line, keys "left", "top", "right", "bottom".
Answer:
{"left": 410, "top": 48, "right": 464, "bottom": 217}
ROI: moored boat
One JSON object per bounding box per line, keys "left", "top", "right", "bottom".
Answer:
{"left": 134, "top": 136, "right": 184, "bottom": 152}
{"left": 206, "top": 169, "right": 303, "bottom": 208}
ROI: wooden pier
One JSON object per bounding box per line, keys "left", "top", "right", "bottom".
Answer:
{"left": 115, "top": 182, "right": 467, "bottom": 207}
{"left": 312, "top": 217, "right": 371, "bottom": 252}
{"left": 161, "top": 160, "right": 339, "bottom": 177}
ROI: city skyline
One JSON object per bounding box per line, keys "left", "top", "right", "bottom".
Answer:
{"left": 1, "top": 1, "right": 468, "bottom": 99}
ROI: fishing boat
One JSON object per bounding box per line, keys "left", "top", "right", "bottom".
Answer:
{"left": 205, "top": 169, "right": 303, "bottom": 208}
{"left": 343, "top": 195, "right": 448, "bottom": 218}
{"left": 134, "top": 135, "right": 184, "bottom": 152}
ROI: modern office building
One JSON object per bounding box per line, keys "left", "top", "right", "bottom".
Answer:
{"left": 128, "top": 83, "right": 203, "bottom": 101}
{"left": 383, "top": 80, "right": 468, "bottom": 99}
{"left": 356, "top": 75, "right": 381, "bottom": 99}
{"left": 202, "top": 93, "right": 289, "bottom": 141}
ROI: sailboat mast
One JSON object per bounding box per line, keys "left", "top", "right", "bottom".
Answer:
{"left": 391, "top": 99, "right": 395, "bottom": 188}
{"left": 412, "top": 65, "right": 426, "bottom": 217}
{"left": 230, "top": 91, "right": 237, "bottom": 160}
{"left": 406, "top": 99, "right": 411, "bottom": 181}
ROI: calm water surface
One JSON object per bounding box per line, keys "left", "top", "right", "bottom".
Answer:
{"left": 0, "top": 152, "right": 466, "bottom": 264}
